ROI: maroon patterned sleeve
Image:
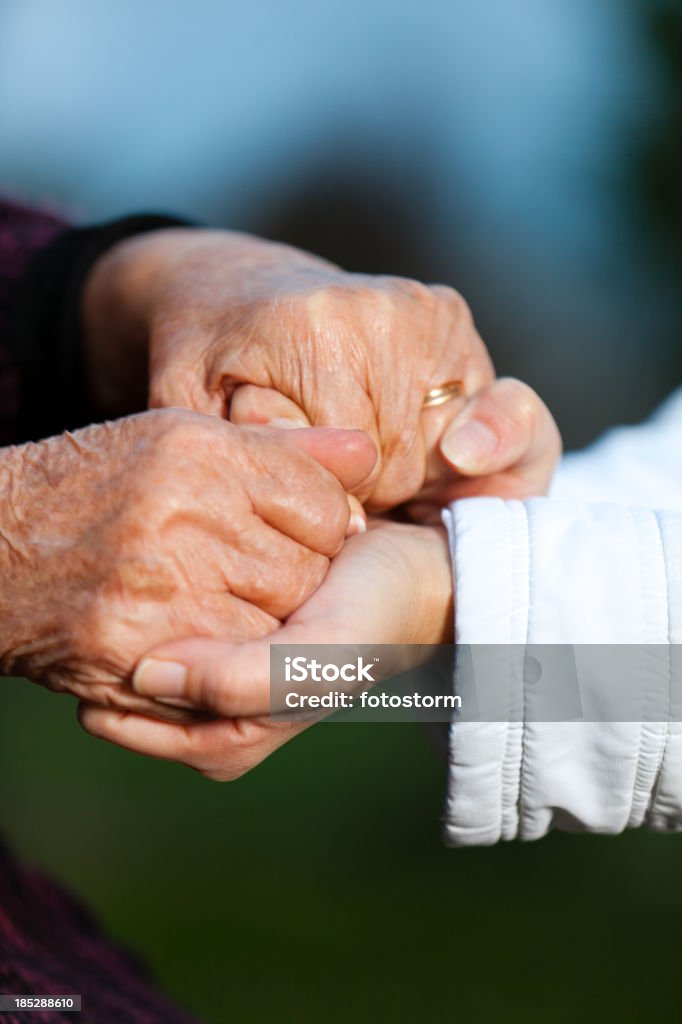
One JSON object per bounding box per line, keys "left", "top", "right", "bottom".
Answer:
{"left": 0, "top": 200, "right": 67, "bottom": 446}
{"left": 0, "top": 841, "right": 199, "bottom": 1023}
{"left": 1, "top": 204, "right": 204, "bottom": 1022}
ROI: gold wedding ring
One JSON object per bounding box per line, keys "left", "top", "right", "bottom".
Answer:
{"left": 422, "top": 379, "right": 465, "bottom": 409}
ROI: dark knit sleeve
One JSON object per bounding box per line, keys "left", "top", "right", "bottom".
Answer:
{"left": 0, "top": 201, "right": 67, "bottom": 446}
{"left": 0, "top": 841, "right": 199, "bottom": 1023}
{"left": 11, "top": 210, "right": 190, "bottom": 443}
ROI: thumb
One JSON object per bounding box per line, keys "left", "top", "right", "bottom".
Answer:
{"left": 439, "top": 378, "right": 561, "bottom": 492}
{"left": 230, "top": 383, "right": 310, "bottom": 428}
{"left": 278, "top": 425, "right": 378, "bottom": 494}
{"left": 132, "top": 627, "right": 312, "bottom": 718}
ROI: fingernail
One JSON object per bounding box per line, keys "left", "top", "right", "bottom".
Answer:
{"left": 133, "top": 658, "right": 187, "bottom": 697}
{"left": 267, "top": 417, "right": 308, "bottom": 430}
{"left": 441, "top": 419, "right": 498, "bottom": 470}
{"left": 347, "top": 512, "right": 367, "bottom": 537}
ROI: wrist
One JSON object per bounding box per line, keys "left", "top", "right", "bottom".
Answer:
{"left": 420, "top": 526, "right": 454, "bottom": 644}
{"left": 81, "top": 230, "right": 172, "bottom": 417}
{"left": 80, "top": 220, "right": 194, "bottom": 419}
{"left": 378, "top": 522, "right": 454, "bottom": 644}
{"left": 83, "top": 227, "right": 342, "bottom": 417}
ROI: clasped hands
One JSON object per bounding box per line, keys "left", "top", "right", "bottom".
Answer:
{"left": 1, "top": 228, "right": 561, "bottom": 779}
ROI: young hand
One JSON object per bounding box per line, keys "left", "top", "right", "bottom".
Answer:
{"left": 78, "top": 521, "right": 452, "bottom": 777}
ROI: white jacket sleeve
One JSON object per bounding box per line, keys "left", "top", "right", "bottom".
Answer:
{"left": 442, "top": 387, "right": 682, "bottom": 846}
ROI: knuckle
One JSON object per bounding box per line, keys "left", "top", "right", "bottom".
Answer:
{"left": 480, "top": 379, "right": 530, "bottom": 431}
{"left": 494, "top": 377, "right": 537, "bottom": 421}
{"left": 496, "top": 380, "right": 560, "bottom": 455}
{"left": 136, "top": 410, "right": 236, "bottom": 484}
{"left": 299, "top": 284, "right": 351, "bottom": 325}
{"left": 126, "top": 409, "right": 204, "bottom": 471}
{"left": 482, "top": 378, "right": 562, "bottom": 460}
{"left": 283, "top": 289, "right": 317, "bottom": 329}
{"left": 334, "top": 280, "right": 397, "bottom": 328}
{"left": 152, "top": 408, "right": 213, "bottom": 451}
{"left": 393, "top": 276, "right": 435, "bottom": 306}
{"left": 431, "top": 283, "right": 473, "bottom": 324}
{"left": 420, "top": 285, "right": 487, "bottom": 384}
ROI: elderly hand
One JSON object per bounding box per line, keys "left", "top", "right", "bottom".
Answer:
{"left": 78, "top": 521, "right": 452, "bottom": 779}
{"left": 75, "top": 368, "right": 560, "bottom": 771}
{"left": 82, "top": 228, "right": 496, "bottom": 510}
{"left": 0, "top": 409, "right": 376, "bottom": 714}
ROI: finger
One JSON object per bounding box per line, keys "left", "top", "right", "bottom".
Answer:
{"left": 78, "top": 704, "right": 305, "bottom": 781}
{"left": 369, "top": 283, "right": 494, "bottom": 509}
{"left": 243, "top": 381, "right": 383, "bottom": 505}
{"left": 418, "top": 293, "right": 495, "bottom": 490}
{"left": 130, "top": 585, "right": 354, "bottom": 716}
{"left": 131, "top": 634, "right": 294, "bottom": 717}
{"left": 438, "top": 378, "right": 562, "bottom": 492}
{"left": 79, "top": 704, "right": 199, "bottom": 762}
{"left": 247, "top": 427, "right": 376, "bottom": 556}
{"left": 294, "top": 382, "right": 384, "bottom": 503}
{"left": 233, "top": 403, "right": 372, "bottom": 526}
{"left": 232, "top": 396, "right": 369, "bottom": 532}
{"left": 230, "top": 384, "right": 310, "bottom": 427}
{"left": 420, "top": 389, "right": 469, "bottom": 487}
{"left": 130, "top": 523, "right": 399, "bottom": 719}
{"left": 427, "top": 285, "right": 496, "bottom": 397}
{"left": 131, "top": 523, "right": 420, "bottom": 717}
{"left": 142, "top": 474, "right": 330, "bottom": 618}
{"left": 211, "top": 516, "right": 330, "bottom": 619}
{"left": 71, "top": 681, "right": 212, "bottom": 724}
{"left": 365, "top": 398, "right": 427, "bottom": 512}
{"left": 234, "top": 413, "right": 368, "bottom": 537}
{"left": 277, "top": 425, "right": 377, "bottom": 493}
{"left": 248, "top": 466, "right": 350, "bottom": 558}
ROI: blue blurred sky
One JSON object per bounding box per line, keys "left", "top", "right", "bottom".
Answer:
{"left": 0, "top": 1, "right": 650, "bottom": 245}
{"left": 1, "top": 0, "right": 676, "bottom": 440}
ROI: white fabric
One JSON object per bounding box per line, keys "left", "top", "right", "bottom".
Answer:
{"left": 443, "top": 386, "right": 682, "bottom": 846}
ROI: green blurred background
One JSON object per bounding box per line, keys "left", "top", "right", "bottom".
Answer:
{"left": 2, "top": 679, "right": 682, "bottom": 1023}
{"left": 3, "top": 1, "right": 682, "bottom": 1021}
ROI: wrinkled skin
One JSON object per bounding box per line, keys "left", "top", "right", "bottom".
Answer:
{"left": 70, "top": 226, "right": 562, "bottom": 773}
{"left": 0, "top": 408, "right": 376, "bottom": 715}
{"left": 80, "top": 371, "right": 563, "bottom": 774}
{"left": 83, "top": 228, "right": 496, "bottom": 510}
{"left": 79, "top": 520, "right": 454, "bottom": 780}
